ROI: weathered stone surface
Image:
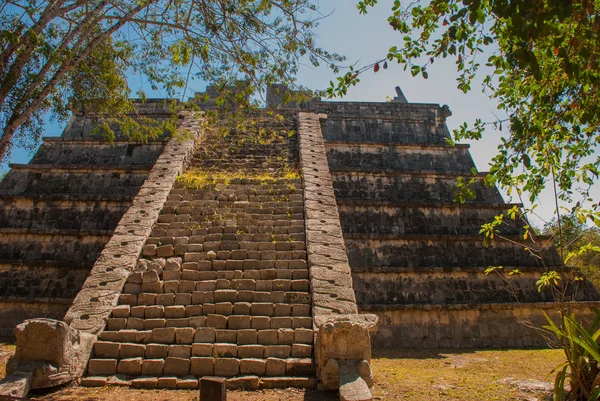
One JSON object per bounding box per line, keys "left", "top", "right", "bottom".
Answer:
{"left": 200, "top": 376, "right": 226, "bottom": 401}
{"left": 315, "top": 316, "right": 377, "bottom": 394}
{"left": 0, "top": 369, "right": 33, "bottom": 398}
{"left": 5, "top": 319, "right": 96, "bottom": 391}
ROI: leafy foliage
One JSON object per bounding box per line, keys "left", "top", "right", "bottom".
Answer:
{"left": 331, "top": 0, "right": 600, "bottom": 227}
{"left": 543, "top": 215, "right": 600, "bottom": 287}
{"left": 0, "top": 0, "right": 343, "bottom": 161}
{"left": 544, "top": 310, "right": 600, "bottom": 401}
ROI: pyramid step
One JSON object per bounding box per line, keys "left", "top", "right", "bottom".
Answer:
{"left": 331, "top": 170, "right": 503, "bottom": 203}
{"left": 338, "top": 202, "right": 523, "bottom": 236}
{"left": 87, "top": 357, "right": 313, "bottom": 379}
{"left": 326, "top": 142, "right": 475, "bottom": 173}
{"left": 0, "top": 230, "right": 109, "bottom": 266}
{"left": 0, "top": 168, "right": 149, "bottom": 196}
{"left": 29, "top": 141, "right": 164, "bottom": 166}
{"left": 320, "top": 109, "right": 448, "bottom": 144}
{"left": 81, "top": 375, "right": 317, "bottom": 390}
{"left": 344, "top": 234, "right": 561, "bottom": 269}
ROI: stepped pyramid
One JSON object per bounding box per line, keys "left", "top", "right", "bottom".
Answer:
{"left": 0, "top": 86, "right": 598, "bottom": 398}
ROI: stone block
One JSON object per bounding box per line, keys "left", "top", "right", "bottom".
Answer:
{"left": 295, "top": 328, "right": 314, "bottom": 344}
{"left": 194, "top": 327, "right": 216, "bottom": 343}
{"left": 126, "top": 318, "right": 145, "bottom": 330}
{"left": 142, "top": 359, "right": 164, "bottom": 376}
{"left": 163, "top": 357, "right": 190, "bottom": 376}
{"left": 252, "top": 303, "right": 274, "bottom": 316}
{"left": 265, "top": 358, "right": 286, "bottom": 376}
{"left": 179, "top": 280, "right": 197, "bottom": 293}
{"left": 120, "top": 343, "right": 146, "bottom": 358}
{"left": 142, "top": 281, "right": 163, "bottom": 293}
{"left": 233, "top": 302, "right": 251, "bottom": 315}
{"left": 144, "top": 319, "right": 166, "bottom": 330}
{"left": 177, "top": 377, "right": 198, "bottom": 389}
{"left": 175, "top": 293, "right": 192, "bottom": 305}
{"left": 117, "top": 358, "right": 143, "bottom": 376}
{"left": 168, "top": 345, "right": 191, "bottom": 359}
{"left": 271, "top": 317, "right": 292, "bottom": 329}
{"left": 214, "top": 358, "right": 240, "bottom": 376}
{"left": 240, "top": 359, "right": 266, "bottom": 376}
{"left": 111, "top": 305, "right": 130, "bottom": 318}
{"left": 146, "top": 343, "right": 169, "bottom": 359}
{"left": 157, "top": 377, "right": 178, "bottom": 389}
{"left": 165, "top": 305, "right": 186, "bottom": 318}
{"left": 200, "top": 376, "right": 225, "bottom": 400}
{"left": 131, "top": 377, "right": 158, "bottom": 389}
{"left": 94, "top": 342, "right": 120, "bottom": 358}
{"left": 152, "top": 327, "right": 175, "bottom": 343}
{"left": 157, "top": 244, "right": 174, "bottom": 257}
{"left": 191, "top": 343, "right": 213, "bottom": 357}
{"left": 143, "top": 270, "right": 160, "bottom": 283}
{"left": 213, "top": 343, "right": 237, "bottom": 358}
{"left": 293, "top": 317, "right": 312, "bottom": 329}
{"left": 292, "top": 304, "right": 311, "bottom": 316}
{"left": 252, "top": 316, "right": 271, "bottom": 330}
{"left": 292, "top": 344, "right": 313, "bottom": 358}
{"left": 192, "top": 291, "right": 214, "bottom": 304}
{"left": 119, "top": 294, "right": 137, "bottom": 306}
{"left": 130, "top": 306, "right": 145, "bottom": 318}
{"left": 258, "top": 330, "right": 278, "bottom": 345}
{"left": 228, "top": 315, "right": 251, "bottom": 329}
{"left": 265, "top": 345, "right": 291, "bottom": 359}
{"left": 206, "top": 314, "right": 228, "bottom": 329}
{"left": 163, "top": 281, "right": 179, "bottom": 294}
{"left": 189, "top": 316, "right": 207, "bottom": 328}
{"left": 237, "top": 329, "right": 257, "bottom": 345}
{"left": 286, "top": 358, "right": 313, "bottom": 376}
{"left": 175, "top": 327, "right": 195, "bottom": 344}
{"left": 165, "top": 257, "right": 182, "bottom": 270}
{"left": 215, "top": 289, "right": 237, "bottom": 303}
{"left": 81, "top": 377, "right": 107, "bottom": 387}
{"left": 278, "top": 329, "right": 295, "bottom": 345}
{"left": 136, "top": 330, "right": 153, "bottom": 344}
{"left": 107, "top": 318, "right": 127, "bottom": 331}
{"left": 163, "top": 270, "right": 181, "bottom": 281}
{"left": 238, "top": 344, "right": 265, "bottom": 358}
{"left": 87, "top": 359, "right": 117, "bottom": 376}
{"left": 215, "top": 330, "right": 237, "bottom": 343}
{"left": 215, "top": 302, "right": 233, "bottom": 316}
{"left": 186, "top": 305, "right": 203, "bottom": 317}
{"left": 166, "top": 318, "right": 190, "bottom": 327}
{"left": 227, "top": 376, "right": 260, "bottom": 390}
{"left": 156, "top": 293, "right": 175, "bottom": 306}
{"left": 117, "top": 330, "right": 137, "bottom": 342}
{"left": 191, "top": 357, "right": 215, "bottom": 376}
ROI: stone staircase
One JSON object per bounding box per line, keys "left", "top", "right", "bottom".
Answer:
{"left": 84, "top": 111, "right": 317, "bottom": 389}
{"left": 0, "top": 102, "right": 171, "bottom": 338}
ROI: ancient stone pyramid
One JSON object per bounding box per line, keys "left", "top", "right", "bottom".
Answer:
{"left": 0, "top": 86, "right": 598, "bottom": 396}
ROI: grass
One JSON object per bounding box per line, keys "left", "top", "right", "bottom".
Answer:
{"left": 371, "top": 348, "right": 563, "bottom": 401}
{"left": 177, "top": 169, "right": 301, "bottom": 190}
{"left": 0, "top": 342, "right": 16, "bottom": 380}
{"left": 0, "top": 344, "right": 564, "bottom": 400}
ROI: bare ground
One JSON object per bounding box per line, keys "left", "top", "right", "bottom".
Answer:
{"left": 0, "top": 343, "right": 563, "bottom": 400}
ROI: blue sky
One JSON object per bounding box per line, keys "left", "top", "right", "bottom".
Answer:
{"left": 4, "top": 0, "right": 596, "bottom": 227}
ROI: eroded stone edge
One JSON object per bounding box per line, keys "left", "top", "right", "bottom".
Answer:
{"left": 64, "top": 112, "right": 202, "bottom": 334}
{"left": 297, "top": 112, "right": 377, "bottom": 400}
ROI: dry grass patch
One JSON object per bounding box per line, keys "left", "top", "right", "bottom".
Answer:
{"left": 371, "top": 348, "right": 563, "bottom": 401}
{"left": 0, "top": 342, "right": 16, "bottom": 380}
